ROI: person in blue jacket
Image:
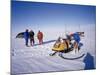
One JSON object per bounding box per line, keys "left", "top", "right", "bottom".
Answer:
{"left": 73, "top": 32, "right": 80, "bottom": 44}
{"left": 24, "top": 29, "right": 29, "bottom": 46}
{"left": 71, "top": 32, "right": 81, "bottom": 53}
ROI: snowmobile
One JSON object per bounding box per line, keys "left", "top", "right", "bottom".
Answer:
{"left": 49, "top": 34, "right": 84, "bottom": 60}
{"left": 49, "top": 38, "right": 73, "bottom": 56}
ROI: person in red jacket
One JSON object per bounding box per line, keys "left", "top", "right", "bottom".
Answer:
{"left": 37, "top": 30, "right": 43, "bottom": 44}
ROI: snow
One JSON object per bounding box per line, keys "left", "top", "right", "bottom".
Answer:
{"left": 11, "top": 25, "right": 96, "bottom": 74}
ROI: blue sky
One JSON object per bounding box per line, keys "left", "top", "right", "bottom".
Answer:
{"left": 11, "top": 1, "right": 96, "bottom": 34}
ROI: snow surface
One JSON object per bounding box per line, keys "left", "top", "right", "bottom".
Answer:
{"left": 11, "top": 25, "right": 96, "bottom": 74}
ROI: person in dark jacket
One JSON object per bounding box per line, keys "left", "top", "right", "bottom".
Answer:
{"left": 24, "top": 29, "right": 29, "bottom": 46}
{"left": 29, "top": 30, "right": 35, "bottom": 46}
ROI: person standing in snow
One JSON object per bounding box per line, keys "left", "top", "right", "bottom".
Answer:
{"left": 37, "top": 30, "right": 43, "bottom": 45}
{"left": 29, "top": 30, "right": 35, "bottom": 46}
{"left": 24, "top": 29, "right": 29, "bottom": 47}
{"left": 70, "top": 32, "right": 81, "bottom": 53}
